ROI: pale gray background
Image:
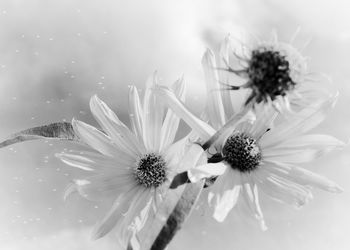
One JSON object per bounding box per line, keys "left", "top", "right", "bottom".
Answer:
{"left": 0, "top": 0, "right": 349, "bottom": 249}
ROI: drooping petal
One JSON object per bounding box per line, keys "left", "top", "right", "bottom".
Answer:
{"left": 154, "top": 86, "right": 216, "bottom": 141}
{"left": 90, "top": 95, "right": 145, "bottom": 155}
{"left": 128, "top": 86, "right": 144, "bottom": 144}
{"left": 209, "top": 169, "right": 241, "bottom": 222}
{"left": 202, "top": 49, "right": 226, "bottom": 129}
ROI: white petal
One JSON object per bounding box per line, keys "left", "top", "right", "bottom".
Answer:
{"left": 247, "top": 107, "right": 278, "bottom": 139}
{"left": 90, "top": 95, "right": 145, "bottom": 155}
{"left": 264, "top": 162, "right": 343, "bottom": 193}
{"left": 210, "top": 170, "right": 241, "bottom": 222}
{"left": 263, "top": 134, "right": 344, "bottom": 163}
{"left": 142, "top": 73, "right": 164, "bottom": 152}
{"left": 63, "top": 183, "right": 78, "bottom": 201}
{"left": 118, "top": 189, "right": 153, "bottom": 236}
{"left": 241, "top": 174, "right": 267, "bottom": 231}
{"left": 72, "top": 119, "right": 120, "bottom": 157}
{"left": 254, "top": 168, "right": 313, "bottom": 208}
{"left": 74, "top": 173, "right": 136, "bottom": 201}
{"left": 128, "top": 86, "right": 144, "bottom": 144}
{"left": 218, "top": 36, "right": 249, "bottom": 118}
{"left": 260, "top": 96, "right": 338, "bottom": 147}
{"left": 202, "top": 49, "right": 226, "bottom": 129}
{"left": 188, "top": 162, "right": 227, "bottom": 183}
{"left": 56, "top": 152, "right": 133, "bottom": 172}
{"left": 154, "top": 86, "right": 216, "bottom": 141}
{"left": 92, "top": 187, "right": 141, "bottom": 240}
{"left": 159, "top": 77, "right": 186, "bottom": 149}
{"left": 172, "top": 142, "right": 205, "bottom": 173}
{"left": 218, "top": 36, "right": 235, "bottom": 118}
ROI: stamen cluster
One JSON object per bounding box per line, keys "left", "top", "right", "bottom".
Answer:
{"left": 134, "top": 153, "right": 167, "bottom": 188}
{"left": 247, "top": 48, "right": 297, "bottom": 103}
{"left": 222, "top": 133, "right": 262, "bottom": 172}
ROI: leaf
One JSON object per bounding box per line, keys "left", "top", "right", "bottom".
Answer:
{"left": 0, "top": 122, "right": 80, "bottom": 148}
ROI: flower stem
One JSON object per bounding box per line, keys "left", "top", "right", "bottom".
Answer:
{"left": 149, "top": 181, "right": 204, "bottom": 250}
{"left": 202, "top": 105, "right": 252, "bottom": 150}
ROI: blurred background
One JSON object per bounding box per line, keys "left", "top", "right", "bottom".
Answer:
{"left": 0, "top": 0, "right": 349, "bottom": 249}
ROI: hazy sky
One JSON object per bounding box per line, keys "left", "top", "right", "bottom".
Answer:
{"left": 0, "top": 0, "right": 350, "bottom": 249}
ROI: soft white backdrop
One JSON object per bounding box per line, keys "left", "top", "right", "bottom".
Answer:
{"left": 0, "top": 0, "right": 349, "bottom": 249}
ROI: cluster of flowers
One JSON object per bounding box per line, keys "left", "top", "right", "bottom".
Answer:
{"left": 56, "top": 33, "right": 344, "bottom": 245}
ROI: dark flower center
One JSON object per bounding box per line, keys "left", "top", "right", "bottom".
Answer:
{"left": 134, "top": 153, "right": 167, "bottom": 188}
{"left": 222, "top": 133, "right": 262, "bottom": 172}
{"left": 247, "top": 48, "right": 296, "bottom": 103}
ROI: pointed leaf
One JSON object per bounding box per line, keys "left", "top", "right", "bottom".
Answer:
{"left": 0, "top": 122, "right": 80, "bottom": 148}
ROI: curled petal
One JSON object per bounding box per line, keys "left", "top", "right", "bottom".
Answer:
{"left": 188, "top": 162, "right": 227, "bottom": 183}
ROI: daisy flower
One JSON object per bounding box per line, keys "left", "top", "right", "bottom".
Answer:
{"left": 155, "top": 86, "right": 344, "bottom": 229}
{"left": 205, "top": 32, "right": 334, "bottom": 115}
{"left": 56, "top": 75, "right": 197, "bottom": 243}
